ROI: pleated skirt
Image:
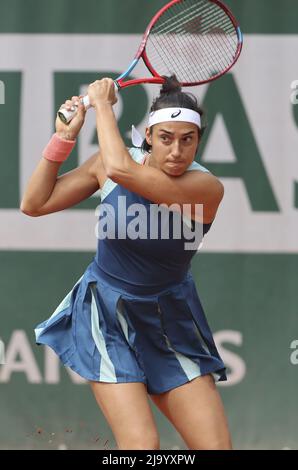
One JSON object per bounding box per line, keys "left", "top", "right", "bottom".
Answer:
{"left": 35, "top": 260, "right": 226, "bottom": 395}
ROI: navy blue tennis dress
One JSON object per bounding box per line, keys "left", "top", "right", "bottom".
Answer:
{"left": 35, "top": 147, "right": 226, "bottom": 394}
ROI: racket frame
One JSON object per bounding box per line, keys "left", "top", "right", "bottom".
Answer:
{"left": 115, "top": 0, "right": 243, "bottom": 89}
{"left": 58, "top": 0, "right": 243, "bottom": 123}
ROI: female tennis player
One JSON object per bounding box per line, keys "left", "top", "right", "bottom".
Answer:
{"left": 20, "top": 75, "right": 232, "bottom": 450}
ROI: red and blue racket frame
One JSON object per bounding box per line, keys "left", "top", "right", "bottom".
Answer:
{"left": 115, "top": 0, "right": 243, "bottom": 90}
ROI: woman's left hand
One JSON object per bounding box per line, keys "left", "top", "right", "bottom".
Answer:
{"left": 87, "top": 78, "right": 118, "bottom": 108}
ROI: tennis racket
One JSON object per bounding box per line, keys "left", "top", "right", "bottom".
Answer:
{"left": 58, "top": 0, "right": 243, "bottom": 124}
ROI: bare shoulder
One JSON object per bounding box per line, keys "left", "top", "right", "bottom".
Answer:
{"left": 200, "top": 171, "right": 224, "bottom": 198}
{"left": 183, "top": 170, "right": 224, "bottom": 223}
{"left": 185, "top": 169, "right": 224, "bottom": 197}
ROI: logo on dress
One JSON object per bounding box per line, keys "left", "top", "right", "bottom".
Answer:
{"left": 171, "top": 110, "right": 182, "bottom": 118}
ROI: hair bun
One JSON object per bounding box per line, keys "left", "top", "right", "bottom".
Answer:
{"left": 160, "top": 74, "right": 182, "bottom": 95}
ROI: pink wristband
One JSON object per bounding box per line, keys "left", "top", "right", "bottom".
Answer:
{"left": 42, "top": 133, "right": 76, "bottom": 162}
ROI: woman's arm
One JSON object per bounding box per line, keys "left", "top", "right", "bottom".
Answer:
{"left": 88, "top": 79, "right": 224, "bottom": 223}
{"left": 20, "top": 96, "right": 104, "bottom": 217}
{"left": 20, "top": 153, "right": 101, "bottom": 216}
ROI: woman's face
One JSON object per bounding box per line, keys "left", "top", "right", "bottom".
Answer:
{"left": 145, "top": 121, "right": 199, "bottom": 176}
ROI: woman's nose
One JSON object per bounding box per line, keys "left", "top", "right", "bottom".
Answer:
{"left": 171, "top": 140, "right": 181, "bottom": 157}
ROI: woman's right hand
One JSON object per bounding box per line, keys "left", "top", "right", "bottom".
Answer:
{"left": 55, "top": 95, "right": 86, "bottom": 141}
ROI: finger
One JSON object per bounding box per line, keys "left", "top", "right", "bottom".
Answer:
{"left": 77, "top": 101, "right": 86, "bottom": 114}
{"left": 59, "top": 104, "right": 72, "bottom": 112}
{"left": 59, "top": 100, "right": 72, "bottom": 109}
{"left": 64, "top": 100, "right": 75, "bottom": 110}
{"left": 78, "top": 95, "right": 88, "bottom": 109}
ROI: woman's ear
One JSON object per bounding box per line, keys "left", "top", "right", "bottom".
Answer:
{"left": 145, "top": 127, "right": 152, "bottom": 146}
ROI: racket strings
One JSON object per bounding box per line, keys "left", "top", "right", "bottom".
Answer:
{"left": 154, "top": 3, "right": 236, "bottom": 64}
{"left": 196, "top": 21, "right": 236, "bottom": 74}
{"left": 153, "top": 0, "right": 235, "bottom": 42}
{"left": 153, "top": 1, "right": 203, "bottom": 35}
{"left": 149, "top": 21, "right": 193, "bottom": 80}
{"left": 148, "top": 29, "right": 236, "bottom": 82}
{"left": 146, "top": 0, "right": 239, "bottom": 83}
{"left": 178, "top": 7, "right": 234, "bottom": 76}
{"left": 148, "top": 1, "right": 211, "bottom": 69}
{"left": 153, "top": 0, "right": 195, "bottom": 73}
{"left": 198, "top": 10, "right": 237, "bottom": 59}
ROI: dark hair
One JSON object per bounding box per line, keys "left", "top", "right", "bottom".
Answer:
{"left": 141, "top": 75, "right": 206, "bottom": 153}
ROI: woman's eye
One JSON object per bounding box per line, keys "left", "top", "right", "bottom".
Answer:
{"left": 161, "top": 135, "right": 170, "bottom": 142}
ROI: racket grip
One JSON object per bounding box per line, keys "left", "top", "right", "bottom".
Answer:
{"left": 58, "top": 83, "right": 119, "bottom": 124}
{"left": 58, "top": 95, "right": 91, "bottom": 124}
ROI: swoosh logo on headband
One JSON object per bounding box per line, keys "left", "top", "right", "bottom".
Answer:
{"left": 171, "top": 110, "right": 182, "bottom": 118}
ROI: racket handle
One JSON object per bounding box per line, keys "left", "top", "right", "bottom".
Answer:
{"left": 57, "top": 95, "right": 91, "bottom": 124}
{"left": 58, "top": 82, "right": 120, "bottom": 124}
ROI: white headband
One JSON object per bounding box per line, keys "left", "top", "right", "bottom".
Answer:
{"left": 131, "top": 107, "right": 201, "bottom": 147}
{"left": 148, "top": 107, "right": 201, "bottom": 129}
